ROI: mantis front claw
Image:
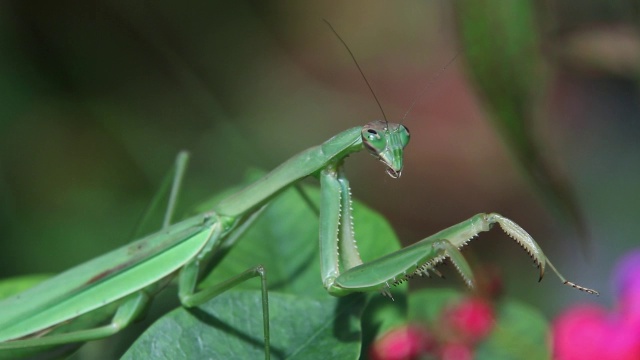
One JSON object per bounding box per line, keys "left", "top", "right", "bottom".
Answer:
{"left": 486, "top": 213, "right": 599, "bottom": 295}
{"left": 326, "top": 213, "right": 599, "bottom": 297}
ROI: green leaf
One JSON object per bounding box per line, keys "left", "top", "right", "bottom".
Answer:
{"left": 122, "top": 290, "right": 365, "bottom": 359}
{"left": 408, "top": 288, "right": 464, "bottom": 323}
{"left": 476, "top": 299, "right": 550, "bottom": 360}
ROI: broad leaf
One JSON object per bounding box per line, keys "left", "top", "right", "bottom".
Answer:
{"left": 122, "top": 291, "right": 365, "bottom": 359}
{"left": 476, "top": 299, "right": 550, "bottom": 360}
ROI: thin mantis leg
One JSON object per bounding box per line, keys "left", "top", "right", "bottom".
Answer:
{"left": 163, "top": 151, "right": 190, "bottom": 228}
{"left": 179, "top": 265, "right": 270, "bottom": 359}
{"left": 177, "top": 211, "right": 271, "bottom": 359}
{"left": 0, "top": 292, "right": 150, "bottom": 349}
{"left": 131, "top": 151, "right": 191, "bottom": 238}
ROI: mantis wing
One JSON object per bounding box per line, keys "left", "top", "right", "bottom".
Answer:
{"left": 0, "top": 215, "right": 209, "bottom": 341}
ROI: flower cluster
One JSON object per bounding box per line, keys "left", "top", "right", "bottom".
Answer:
{"left": 552, "top": 250, "right": 640, "bottom": 360}
{"left": 369, "top": 297, "right": 495, "bottom": 360}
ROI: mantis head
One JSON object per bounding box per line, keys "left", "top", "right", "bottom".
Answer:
{"left": 361, "top": 120, "right": 410, "bottom": 178}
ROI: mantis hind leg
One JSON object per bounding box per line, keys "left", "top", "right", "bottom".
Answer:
{"left": 0, "top": 292, "right": 150, "bottom": 351}
{"left": 178, "top": 264, "right": 270, "bottom": 359}
{"left": 133, "top": 151, "right": 190, "bottom": 238}
{"left": 177, "top": 208, "right": 272, "bottom": 360}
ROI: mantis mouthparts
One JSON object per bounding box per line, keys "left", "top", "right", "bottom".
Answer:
{"left": 386, "top": 168, "right": 401, "bottom": 178}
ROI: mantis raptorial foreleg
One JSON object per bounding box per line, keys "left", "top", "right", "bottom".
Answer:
{"left": 313, "top": 132, "right": 598, "bottom": 298}
{"left": 327, "top": 211, "right": 599, "bottom": 296}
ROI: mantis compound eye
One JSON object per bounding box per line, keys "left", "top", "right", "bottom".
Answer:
{"left": 362, "top": 124, "right": 385, "bottom": 155}
{"left": 366, "top": 129, "right": 380, "bottom": 141}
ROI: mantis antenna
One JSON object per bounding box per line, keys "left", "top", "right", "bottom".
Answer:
{"left": 323, "top": 19, "right": 389, "bottom": 127}
{"left": 324, "top": 19, "right": 458, "bottom": 129}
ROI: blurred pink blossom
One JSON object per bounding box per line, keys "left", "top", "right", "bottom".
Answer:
{"left": 370, "top": 297, "right": 496, "bottom": 359}
{"left": 442, "top": 297, "right": 495, "bottom": 343}
{"left": 369, "top": 325, "right": 434, "bottom": 360}
{"left": 553, "top": 305, "right": 640, "bottom": 360}
{"left": 553, "top": 249, "right": 640, "bottom": 360}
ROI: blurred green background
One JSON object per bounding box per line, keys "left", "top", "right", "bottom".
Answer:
{"left": 0, "top": 0, "right": 638, "bottom": 349}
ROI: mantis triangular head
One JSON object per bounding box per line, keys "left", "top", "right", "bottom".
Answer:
{"left": 361, "top": 120, "right": 410, "bottom": 178}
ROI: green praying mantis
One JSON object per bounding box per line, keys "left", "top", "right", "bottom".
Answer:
{"left": 0, "top": 24, "right": 598, "bottom": 360}
{"left": 0, "top": 119, "right": 598, "bottom": 359}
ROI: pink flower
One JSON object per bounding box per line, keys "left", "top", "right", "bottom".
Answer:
{"left": 553, "top": 305, "right": 609, "bottom": 359}
{"left": 619, "top": 291, "right": 640, "bottom": 329}
{"left": 553, "top": 249, "right": 640, "bottom": 360}
{"left": 369, "top": 325, "right": 435, "bottom": 360}
{"left": 441, "top": 297, "right": 495, "bottom": 343}
{"left": 553, "top": 304, "right": 640, "bottom": 360}
{"left": 440, "top": 343, "right": 473, "bottom": 360}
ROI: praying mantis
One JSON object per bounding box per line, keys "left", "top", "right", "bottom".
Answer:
{"left": 0, "top": 22, "right": 599, "bottom": 359}
{"left": 0, "top": 118, "right": 598, "bottom": 359}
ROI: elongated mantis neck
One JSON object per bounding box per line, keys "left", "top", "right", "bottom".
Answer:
{"left": 213, "top": 126, "right": 365, "bottom": 217}
{"left": 213, "top": 120, "right": 411, "bottom": 218}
